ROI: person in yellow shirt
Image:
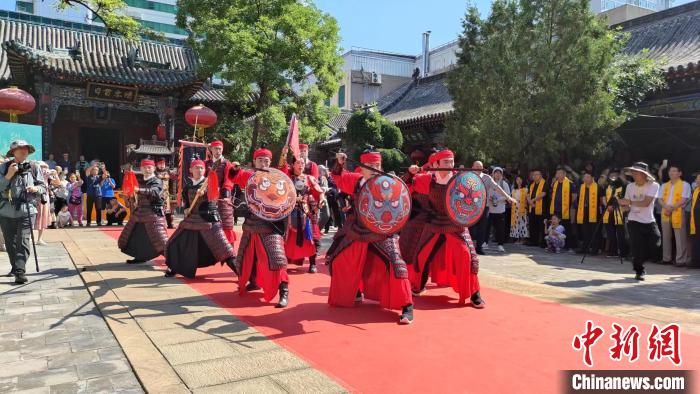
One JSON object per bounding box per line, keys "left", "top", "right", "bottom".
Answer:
{"left": 689, "top": 172, "right": 700, "bottom": 269}
{"left": 527, "top": 170, "right": 548, "bottom": 247}
{"left": 601, "top": 169, "right": 627, "bottom": 258}
{"left": 549, "top": 166, "right": 577, "bottom": 250}
{"left": 576, "top": 172, "right": 601, "bottom": 255}
{"left": 659, "top": 165, "right": 691, "bottom": 266}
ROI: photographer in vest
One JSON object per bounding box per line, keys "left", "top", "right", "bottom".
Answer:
{"left": 0, "top": 140, "right": 46, "bottom": 284}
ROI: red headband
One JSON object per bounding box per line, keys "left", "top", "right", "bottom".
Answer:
{"left": 253, "top": 148, "right": 272, "bottom": 160}
{"left": 140, "top": 159, "right": 155, "bottom": 167}
{"left": 431, "top": 149, "right": 454, "bottom": 164}
{"left": 190, "top": 159, "right": 205, "bottom": 169}
{"left": 157, "top": 159, "right": 166, "bottom": 165}
{"left": 299, "top": 143, "right": 309, "bottom": 150}
{"left": 360, "top": 152, "right": 382, "bottom": 165}
{"left": 210, "top": 140, "right": 223, "bottom": 148}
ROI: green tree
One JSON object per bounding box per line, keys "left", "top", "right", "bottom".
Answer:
{"left": 176, "top": 0, "right": 344, "bottom": 157}
{"left": 56, "top": 0, "right": 160, "bottom": 40}
{"left": 343, "top": 109, "right": 409, "bottom": 172}
{"left": 447, "top": 0, "right": 666, "bottom": 170}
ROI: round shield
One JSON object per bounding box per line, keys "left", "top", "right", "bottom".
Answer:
{"left": 245, "top": 168, "right": 297, "bottom": 221}
{"left": 356, "top": 174, "right": 412, "bottom": 235}
{"left": 444, "top": 171, "right": 487, "bottom": 227}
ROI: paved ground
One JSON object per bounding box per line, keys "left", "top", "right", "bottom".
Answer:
{"left": 0, "top": 240, "right": 142, "bottom": 393}
{"left": 1, "top": 227, "right": 698, "bottom": 393}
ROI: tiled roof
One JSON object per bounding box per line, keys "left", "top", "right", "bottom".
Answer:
{"left": 327, "top": 110, "right": 353, "bottom": 131}
{"left": 380, "top": 73, "right": 453, "bottom": 125}
{"left": 188, "top": 86, "right": 226, "bottom": 103}
{"left": 0, "top": 18, "right": 201, "bottom": 91}
{"left": 132, "top": 141, "right": 174, "bottom": 156}
{"left": 617, "top": 1, "right": 700, "bottom": 78}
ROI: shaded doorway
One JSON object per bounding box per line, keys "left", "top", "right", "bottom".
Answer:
{"left": 79, "top": 128, "right": 121, "bottom": 183}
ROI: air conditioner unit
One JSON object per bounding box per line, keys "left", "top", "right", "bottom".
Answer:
{"left": 371, "top": 72, "right": 382, "bottom": 85}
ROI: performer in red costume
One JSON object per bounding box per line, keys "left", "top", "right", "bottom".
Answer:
{"left": 230, "top": 147, "right": 289, "bottom": 308}
{"left": 299, "top": 143, "right": 320, "bottom": 179}
{"left": 326, "top": 149, "right": 414, "bottom": 324}
{"left": 403, "top": 149, "right": 485, "bottom": 307}
{"left": 279, "top": 146, "right": 325, "bottom": 273}
{"left": 205, "top": 140, "right": 237, "bottom": 243}
{"left": 399, "top": 151, "right": 437, "bottom": 268}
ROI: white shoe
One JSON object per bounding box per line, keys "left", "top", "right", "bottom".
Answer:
{"left": 482, "top": 243, "right": 489, "bottom": 250}
{"left": 497, "top": 245, "right": 505, "bottom": 253}
{"left": 37, "top": 240, "right": 48, "bottom": 246}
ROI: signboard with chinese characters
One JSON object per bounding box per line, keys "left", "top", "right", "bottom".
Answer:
{"left": 86, "top": 83, "right": 138, "bottom": 103}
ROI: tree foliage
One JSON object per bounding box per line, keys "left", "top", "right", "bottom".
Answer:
{"left": 176, "top": 0, "right": 344, "bottom": 157}
{"left": 56, "top": 0, "right": 161, "bottom": 40}
{"left": 446, "top": 0, "right": 666, "bottom": 170}
{"left": 343, "top": 109, "right": 408, "bottom": 172}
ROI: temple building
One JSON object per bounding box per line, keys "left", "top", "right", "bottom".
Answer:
{"left": 0, "top": 10, "right": 223, "bottom": 177}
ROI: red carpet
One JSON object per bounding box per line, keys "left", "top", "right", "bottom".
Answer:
{"left": 102, "top": 228, "right": 700, "bottom": 393}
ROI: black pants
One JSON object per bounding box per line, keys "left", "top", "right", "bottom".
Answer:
{"left": 529, "top": 213, "right": 545, "bottom": 247}
{"left": 107, "top": 210, "right": 127, "bottom": 226}
{"left": 627, "top": 221, "right": 661, "bottom": 274}
{"left": 488, "top": 212, "right": 507, "bottom": 245}
{"left": 578, "top": 221, "right": 601, "bottom": 253}
{"left": 469, "top": 208, "right": 490, "bottom": 251}
{"left": 0, "top": 214, "right": 34, "bottom": 274}
{"left": 605, "top": 223, "right": 627, "bottom": 257}
{"left": 86, "top": 195, "right": 102, "bottom": 225}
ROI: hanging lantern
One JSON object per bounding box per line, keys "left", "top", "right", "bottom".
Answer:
{"left": 0, "top": 86, "right": 36, "bottom": 123}
{"left": 185, "top": 104, "right": 217, "bottom": 139}
{"left": 156, "top": 123, "right": 166, "bottom": 141}
{"left": 410, "top": 149, "right": 426, "bottom": 164}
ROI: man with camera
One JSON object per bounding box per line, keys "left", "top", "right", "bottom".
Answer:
{"left": 0, "top": 140, "right": 46, "bottom": 284}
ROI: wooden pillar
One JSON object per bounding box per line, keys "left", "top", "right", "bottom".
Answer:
{"left": 39, "top": 82, "right": 53, "bottom": 159}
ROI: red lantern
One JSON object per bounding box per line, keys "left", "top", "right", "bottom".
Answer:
{"left": 0, "top": 86, "right": 36, "bottom": 123}
{"left": 185, "top": 104, "right": 217, "bottom": 138}
{"left": 410, "top": 149, "right": 426, "bottom": 164}
{"left": 156, "top": 123, "right": 166, "bottom": 141}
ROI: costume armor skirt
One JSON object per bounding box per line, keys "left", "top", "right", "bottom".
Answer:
{"left": 118, "top": 208, "right": 168, "bottom": 261}
{"left": 217, "top": 198, "right": 237, "bottom": 243}
{"left": 165, "top": 216, "right": 235, "bottom": 279}
{"left": 413, "top": 230, "right": 480, "bottom": 303}
{"left": 235, "top": 222, "right": 288, "bottom": 303}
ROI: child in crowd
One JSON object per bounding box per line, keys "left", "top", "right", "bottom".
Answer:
{"left": 67, "top": 172, "right": 84, "bottom": 226}
{"left": 544, "top": 214, "right": 566, "bottom": 253}
{"left": 57, "top": 205, "right": 73, "bottom": 228}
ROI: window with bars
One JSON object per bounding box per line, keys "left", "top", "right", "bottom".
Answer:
{"left": 16, "top": 1, "right": 34, "bottom": 14}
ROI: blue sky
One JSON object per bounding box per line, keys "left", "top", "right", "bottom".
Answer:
{"left": 314, "top": 0, "right": 492, "bottom": 55}
{"left": 314, "top": 0, "right": 695, "bottom": 55}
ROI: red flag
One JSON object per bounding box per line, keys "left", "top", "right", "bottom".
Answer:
{"left": 122, "top": 171, "right": 136, "bottom": 196}
{"left": 207, "top": 170, "right": 220, "bottom": 201}
{"left": 286, "top": 114, "right": 300, "bottom": 162}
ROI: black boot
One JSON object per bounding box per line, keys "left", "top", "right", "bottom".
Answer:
{"left": 14, "top": 271, "right": 28, "bottom": 284}
{"left": 635, "top": 271, "right": 646, "bottom": 281}
{"left": 399, "top": 304, "right": 414, "bottom": 324}
{"left": 126, "top": 258, "right": 147, "bottom": 264}
{"left": 308, "top": 255, "right": 318, "bottom": 274}
{"left": 470, "top": 291, "right": 486, "bottom": 309}
{"left": 275, "top": 282, "right": 289, "bottom": 308}
{"left": 225, "top": 257, "right": 238, "bottom": 275}
{"left": 355, "top": 290, "right": 364, "bottom": 302}
{"left": 246, "top": 281, "right": 261, "bottom": 291}
{"left": 164, "top": 268, "right": 176, "bottom": 278}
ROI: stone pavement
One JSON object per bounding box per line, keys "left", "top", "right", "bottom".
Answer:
{"left": 56, "top": 228, "right": 346, "bottom": 394}
{"left": 2, "top": 227, "right": 698, "bottom": 393}
{"left": 0, "top": 240, "right": 142, "bottom": 393}
{"left": 477, "top": 243, "right": 700, "bottom": 334}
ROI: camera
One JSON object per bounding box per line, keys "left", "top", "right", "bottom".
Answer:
{"left": 16, "top": 162, "right": 31, "bottom": 174}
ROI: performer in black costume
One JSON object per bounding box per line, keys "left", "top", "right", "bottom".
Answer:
{"left": 118, "top": 159, "right": 168, "bottom": 264}
{"left": 164, "top": 160, "right": 236, "bottom": 278}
